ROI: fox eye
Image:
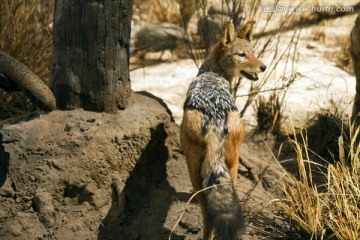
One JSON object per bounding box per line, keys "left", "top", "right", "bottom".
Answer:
{"left": 238, "top": 52, "right": 247, "bottom": 58}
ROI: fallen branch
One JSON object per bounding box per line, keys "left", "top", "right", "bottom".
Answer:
{"left": 0, "top": 50, "right": 56, "bottom": 110}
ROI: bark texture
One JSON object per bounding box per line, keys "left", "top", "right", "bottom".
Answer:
{"left": 0, "top": 50, "right": 56, "bottom": 110}
{"left": 351, "top": 14, "right": 360, "bottom": 125}
{"left": 51, "top": 0, "right": 133, "bottom": 112}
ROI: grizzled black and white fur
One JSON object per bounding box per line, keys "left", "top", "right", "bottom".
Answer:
{"left": 183, "top": 71, "right": 237, "bottom": 137}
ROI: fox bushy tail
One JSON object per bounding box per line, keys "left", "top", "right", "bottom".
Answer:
{"left": 201, "top": 127, "right": 244, "bottom": 240}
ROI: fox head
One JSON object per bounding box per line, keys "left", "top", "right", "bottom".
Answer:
{"left": 211, "top": 20, "right": 266, "bottom": 81}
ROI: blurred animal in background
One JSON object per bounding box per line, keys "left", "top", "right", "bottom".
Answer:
{"left": 133, "top": 22, "right": 186, "bottom": 60}
{"left": 198, "top": 5, "right": 245, "bottom": 52}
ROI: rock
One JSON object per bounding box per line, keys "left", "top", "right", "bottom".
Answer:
{"left": 33, "top": 190, "right": 55, "bottom": 228}
{"left": 0, "top": 178, "right": 15, "bottom": 198}
{"left": 0, "top": 208, "right": 7, "bottom": 218}
{"left": 179, "top": 212, "right": 201, "bottom": 234}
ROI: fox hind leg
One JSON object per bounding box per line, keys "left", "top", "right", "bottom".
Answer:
{"left": 181, "top": 138, "right": 214, "bottom": 239}
{"left": 224, "top": 111, "right": 246, "bottom": 184}
{"left": 180, "top": 110, "right": 215, "bottom": 239}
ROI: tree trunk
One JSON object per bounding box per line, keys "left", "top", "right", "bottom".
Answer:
{"left": 51, "top": 0, "right": 133, "bottom": 112}
{"left": 350, "top": 14, "right": 360, "bottom": 126}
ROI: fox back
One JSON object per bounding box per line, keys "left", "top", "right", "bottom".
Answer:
{"left": 184, "top": 71, "right": 237, "bottom": 136}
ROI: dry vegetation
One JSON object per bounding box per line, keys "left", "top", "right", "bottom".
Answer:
{"left": 276, "top": 123, "right": 359, "bottom": 240}
{"left": 306, "top": 108, "right": 351, "bottom": 164}
{"left": 1, "top": 0, "right": 359, "bottom": 238}
{"left": 133, "top": 0, "right": 195, "bottom": 29}
{"left": 0, "top": 0, "right": 54, "bottom": 121}
{"left": 254, "top": 92, "right": 283, "bottom": 134}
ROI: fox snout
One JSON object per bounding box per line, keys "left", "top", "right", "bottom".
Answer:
{"left": 238, "top": 59, "right": 266, "bottom": 81}
{"left": 260, "top": 64, "right": 266, "bottom": 72}
{"left": 237, "top": 53, "right": 267, "bottom": 81}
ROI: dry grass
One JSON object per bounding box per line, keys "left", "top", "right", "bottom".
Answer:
{"left": 326, "top": 137, "right": 360, "bottom": 240}
{"left": 133, "top": 0, "right": 195, "bottom": 29}
{"left": 0, "top": 0, "right": 54, "bottom": 121}
{"left": 254, "top": 92, "right": 283, "bottom": 134}
{"left": 305, "top": 108, "right": 351, "bottom": 164}
{"left": 276, "top": 123, "right": 360, "bottom": 240}
{"left": 0, "top": 0, "right": 53, "bottom": 79}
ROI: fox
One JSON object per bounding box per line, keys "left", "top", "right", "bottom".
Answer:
{"left": 180, "top": 20, "right": 266, "bottom": 240}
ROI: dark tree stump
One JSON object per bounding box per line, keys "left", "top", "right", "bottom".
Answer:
{"left": 51, "top": 0, "right": 133, "bottom": 112}
{"left": 351, "top": 14, "right": 360, "bottom": 126}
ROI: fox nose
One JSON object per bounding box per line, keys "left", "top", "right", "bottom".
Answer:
{"left": 260, "top": 65, "right": 267, "bottom": 72}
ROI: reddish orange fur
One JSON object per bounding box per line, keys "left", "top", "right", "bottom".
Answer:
{"left": 180, "top": 110, "right": 245, "bottom": 239}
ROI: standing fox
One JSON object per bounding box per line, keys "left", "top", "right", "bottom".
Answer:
{"left": 180, "top": 20, "right": 266, "bottom": 240}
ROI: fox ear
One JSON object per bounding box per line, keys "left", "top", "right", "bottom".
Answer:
{"left": 220, "top": 21, "right": 236, "bottom": 46}
{"left": 237, "top": 20, "right": 256, "bottom": 41}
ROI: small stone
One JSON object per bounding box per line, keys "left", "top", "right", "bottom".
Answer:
{"left": 0, "top": 209, "right": 8, "bottom": 218}
{"left": 64, "top": 123, "right": 72, "bottom": 132}
{"left": 22, "top": 195, "right": 32, "bottom": 201}
{"left": 85, "top": 134, "right": 92, "bottom": 140}
{"left": 8, "top": 221, "right": 22, "bottom": 237}
{"left": 179, "top": 213, "right": 201, "bottom": 234}
{"left": 33, "top": 190, "right": 55, "bottom": 228}
{"left": 0, "top": 178, "right": 15, "bottom": 198}
{"left": 25, "top": 201, "right": 32, "bottom": 209}
{"left": 51, "top": 160, "right": 62, "bottom": 171}
{"left": 79, "top": 125, "right": 88, "bottom": 132}
{"left": 29, "top": 175, "right": 36, "bottom": 182}
{"left": 89, "top": 224, "right": 94, "bottom": 231}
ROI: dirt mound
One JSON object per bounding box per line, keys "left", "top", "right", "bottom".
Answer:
{"left": 0, "top": 92, "right": 174, "bottom": 239}
{"left": 0, "top": 92, "right": 287, "bottom": 240}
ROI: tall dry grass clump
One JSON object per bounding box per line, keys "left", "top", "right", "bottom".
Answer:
{"left": 254, "top": 92, "right": 283, "bottom": 134}
{"left": 133, "top": 0, "right": 195, "bottom": 30}
{"left": 0, "top": 0, "right": 54, "bottom": 121}
{"left": 326, "top": 130, "right": 360, "bottom": 240}
{"left": 0, "top": 0, "right": 53, "bottom": 79}
{"left": 276, "top": 125, "right": 360, "bottom": 240}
